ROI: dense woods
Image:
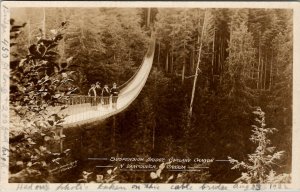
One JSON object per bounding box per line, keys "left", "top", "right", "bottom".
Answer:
{"left": 9, "top": 7, "right": 292, "bottom": 183}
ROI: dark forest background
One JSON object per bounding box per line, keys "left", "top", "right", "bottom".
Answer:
{"left": 9, "top": 8, "right": 292, "bottom": 183}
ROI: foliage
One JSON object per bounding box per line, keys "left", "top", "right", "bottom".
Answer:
{"left": 228, "top": 107, "right": 291, "bottom": 183}
{"left": 223, "top": 15, "right": 257, "bottom": 116}
{"left": 155, "top": 8, "right": 202, "bottom": 74}
{"left": 9, "top": 20, "right": 76, "bottom": 182}
{"left": 63, "top": 8, "right": 149, "bottom": 92}
{"left": 77, "top": 167, "right": 120, "bottom": 183}
{"left": 268, "top": 14, "right": 292, "bottom": 114}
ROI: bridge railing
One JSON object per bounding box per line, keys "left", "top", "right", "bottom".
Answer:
{"left": 57, "top": 36, "right": 156, "bottom": 120}
{"left": 55, "top": 95, "right": 116, "bottom": 118}
{"left": 57, "top": 95, "right": 110, "bottom": 105}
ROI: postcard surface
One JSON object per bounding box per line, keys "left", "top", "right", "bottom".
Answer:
{"left": 1, "top": 1, "right": 300, "bottom": 191}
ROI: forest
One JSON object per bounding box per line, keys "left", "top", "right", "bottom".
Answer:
{"left": 9, "top": 7, "right": 292, "bottom": 183}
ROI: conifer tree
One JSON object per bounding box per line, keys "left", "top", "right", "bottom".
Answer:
{"left": 228, "top": 107, "right": 290, "bottom": 183}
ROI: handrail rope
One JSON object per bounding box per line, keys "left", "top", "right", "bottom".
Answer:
{"left": 116, "top": 35, "right": 154, "bottom": 90}
{"left": 64, "top": 69, "right": 148, "bottom": 104}
{"left": 58, "top": 40, "right": 155, "bottom": 121}
{"left": 63, "top": 46, "right": 155, "bottom": 106}
{"left": 64, "top": 74, "right": 147, "bottom": 105}
{"left": 79, "top": 38, "right": 155, "bottom": 96}
{"left": 59, "top": 67, "right": 146, "bottom": 105}
{"left": 60, "top": 34, "right": 156, "bottom": 106}
{"left": 66, "top": 51, "right": 153, "bottom": 105}
{"left": 118, "top": 37, "right": 156, "bottom": 94}
{"left": 119, "top": 67, "right": 150, "bottom": 98}
{"left": 117, "top": 56, "right": 147, "bottom": 90}
{"left": 119, "top": 46, "right": 155, "bottom": 96}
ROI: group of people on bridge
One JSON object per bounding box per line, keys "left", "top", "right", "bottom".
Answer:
{"left": 88, "top": 82, "right": 119, "bottom": 109}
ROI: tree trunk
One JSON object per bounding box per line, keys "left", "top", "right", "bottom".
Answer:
{"left": 147, "top": 8, "right": 151, "bottom": 28}
{"left": 260, "top": 59, "right": 264, "bottom": 89}
{"left": 269, "top": 49, "right": 273, "bottom": 90}
{"left": 112, "top": 116, "right": 116, "bottom": 154}
{"left": 229, "top": 21, "right": 233, "bottom": 56}
{"left": 218, "top": 47, "right": 221, "bottom": 76}
{"left": 257, "top": 35, "right": 261, "bottom": 89}
{"left": 152, "top": 123, "right": 155, "bottom": 150}
{"left": 192, "top": 8, "right": 201, "bottom": 74}
{"left": 170, "top": 48, "right": 174, "bottom": 74}
{"left": 182, "top": 61, "right": 186, "bottom": 84}
{"left": 153, "top": 71, "right": 158, "bottom": 151}
{"left": 60, "top": 128, "right": 64, "bottom": 153}
{"left": 28, "top": 18, "right": 31, "bottom": 46}
{"left": 211, "top": 27, "right": 215, "bottom": 78}
{"left": 197, "top": 9, "right": 201, "bottom": 45}
{"left": 257, "top": 63, "right": 260, "bottom": 89}
{"left": 80, "top": 10, "right": 86, "bottom": 49}
{"left": 59, "top": 9, "right": 66, "bottom": 64}
{"left": 220, "top": 37, "right": 223, "bottom": 74}
{"left": 42, "top": 8, "right": 46, "bottom": 38}
{"left": 191, "top": 46, "right": 195, "bottom": 73}
{"left": 264, "top": 56, "right": 267, "bottom": 90}
{"left": 182, "top": 13, "right": 187, "bottom": 84}
{"left": 165, "top": 52, "right": 169, "bottom": 72}
{"left": 171, "top": 48, "right": 174, "bottom": 74}
{"left": 182, "top": 39, "right": 186, "bottom": 84}
{"left": 189, "top": 9, "right": 207, "bottom": 117}
{"left": 157, "top": 41, "right": 160, "bottom": 68}
{"left": 251, "top": 50, "right": 255, "bottom": 79}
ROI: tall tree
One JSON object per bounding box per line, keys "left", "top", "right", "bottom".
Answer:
{"left": 224, "top": 10, "right": 256, "bottom": 113}
{"left": 189, "top": 9, "right": 214, "bottom": 116}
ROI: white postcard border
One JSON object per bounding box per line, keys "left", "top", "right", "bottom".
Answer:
{"left": 1, "top": 1, "right": 300, "bottom": 191}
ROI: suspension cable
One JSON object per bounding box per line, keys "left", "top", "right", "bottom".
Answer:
{"left": 117, "top": 32, "right": 155, "bottom": 90}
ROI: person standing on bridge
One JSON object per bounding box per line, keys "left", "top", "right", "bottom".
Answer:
{"left": 102, "top": 84, "right": 110, "bottom": 108}
{"left": 95, "top": 82, "right": 101, "bottom": 106}
{"left": 88, "top": 84, "right": 97, "bottom": 107}
{"left": 110, "top": 82, "right": 119, "bottom": 109}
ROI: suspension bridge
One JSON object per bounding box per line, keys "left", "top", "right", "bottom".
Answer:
{"left": 54, "top": 37, "right": 156, "bottom": 128}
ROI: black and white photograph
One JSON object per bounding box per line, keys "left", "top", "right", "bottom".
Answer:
{"left": 1, "top": 1, "right": 299, "bottom": 190}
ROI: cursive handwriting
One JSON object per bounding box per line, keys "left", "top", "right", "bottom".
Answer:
{"left": 144, "top": 183, "right": 160, "bottom": 190}
{"left": 16, "top": 184, "right": 50, "bottom": 191}
{"left": 97, "top": 183, "right": 127, "bottom": 190}
{"left": 56, "top": 183, "right": 87, "bottom": 191}
{"left": 1, "top": 5, "right": 9, "bottom": 34}
{"left": 171, "top": 183, "right": 192, "bottom": 190}
{"left": 201, "top": 183, "right": 227, "bottom": 190}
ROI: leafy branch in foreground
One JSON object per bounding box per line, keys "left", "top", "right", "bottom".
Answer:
{"left": 228, "top": 107, "right": 291, "bottom": 183}
{"left": 9, "top": 20, "right": 76, "bottom": 182}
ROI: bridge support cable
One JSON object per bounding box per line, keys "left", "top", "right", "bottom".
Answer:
{"left": 55, "top": 37, "right": 156, "bottom": 127}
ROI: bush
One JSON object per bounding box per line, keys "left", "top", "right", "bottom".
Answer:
{"left": 9, "top": 20, "right": 77, "bottom": 182}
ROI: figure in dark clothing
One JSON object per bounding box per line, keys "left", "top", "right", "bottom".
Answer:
{"left": 110, "top": 83, "right": 119, "bottom": 109}
{"left": 102, "top": 84, "right": 110, "bottom": 108}
{"left": 88, "top": 84, "right": 97, "bottom": 106}
{"left": 95, "top": 82, "right": 101, "bottom": 105}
